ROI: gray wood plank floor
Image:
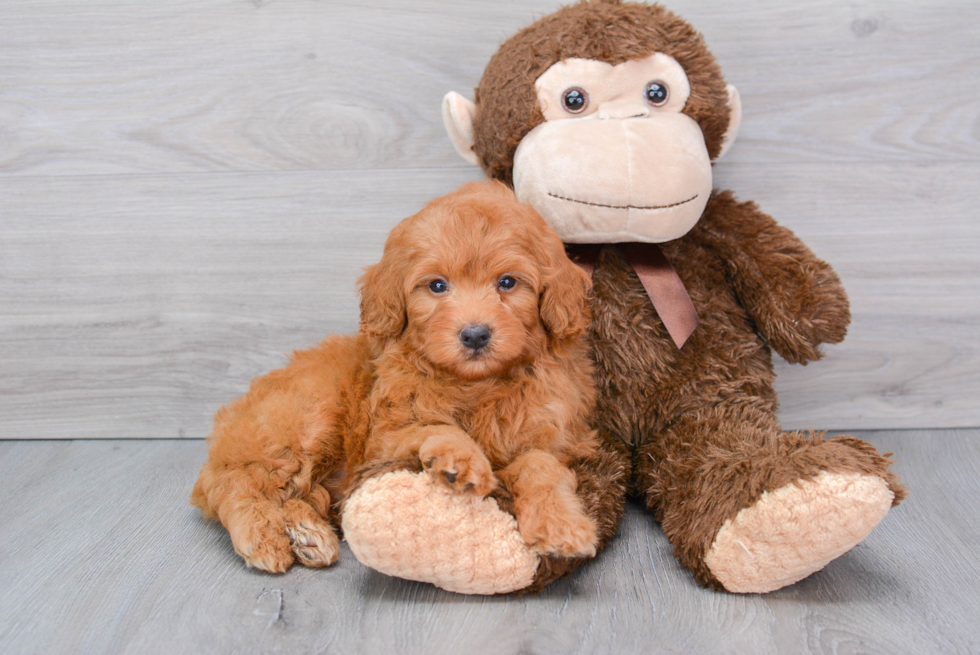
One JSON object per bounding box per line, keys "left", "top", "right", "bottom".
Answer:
{"left": 2, "top": 0, "right": 979, "bottom": 439}
{"left": 1, "top": 430, "right": 977, "bottom": 654}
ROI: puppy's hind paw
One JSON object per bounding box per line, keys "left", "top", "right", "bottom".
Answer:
{"left": 282, "top": 499, "right": 340, "bottom": 568}
{"left": 226, "top": 506, "right": 295, "bottom": 573}
{"left": 240, "top": 534, "right": 295, "bottom": 573}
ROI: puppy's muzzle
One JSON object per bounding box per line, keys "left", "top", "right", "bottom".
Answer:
{"left": 460, "top": 324, "right": 492, "bottom": 352}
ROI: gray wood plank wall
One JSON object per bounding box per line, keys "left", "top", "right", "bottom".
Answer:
{"left": 2, "top": 0, "right": 978, "bottom": 438}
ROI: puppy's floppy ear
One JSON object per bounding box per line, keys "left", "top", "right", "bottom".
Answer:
{"left": 534, "top": 217, "right": 591, "bottom": 341}
{"left": 358, "top": 236, "right": 408, "bottom": 341}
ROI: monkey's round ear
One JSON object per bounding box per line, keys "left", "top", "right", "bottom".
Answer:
{"left": 442, "top": 92, "right": 479, "bottom": 166}
{"left": 716, "top": 84, "right": 742, "bottom": 160}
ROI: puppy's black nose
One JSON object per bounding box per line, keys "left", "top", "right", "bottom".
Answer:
{"left": 460, "top": 324, "right": 492, "bottom": 351}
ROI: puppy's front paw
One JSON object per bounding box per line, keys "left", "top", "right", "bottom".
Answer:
{"left": 419, "top": 432, "right": 496, "bottom": 496}
{"left": 518, "top": 498, "right": 598, "bottom": 559}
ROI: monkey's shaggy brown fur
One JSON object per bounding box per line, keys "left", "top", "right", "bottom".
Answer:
{"left": 467, "top": 1, "right": 905, "bottom": 590}
{"left": 580, "top": 192, "right": 905, "bottom": 588}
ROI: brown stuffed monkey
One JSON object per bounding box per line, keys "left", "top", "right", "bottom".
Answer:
{"left": 343, "top": 0, "right": 905, "bottom": 594}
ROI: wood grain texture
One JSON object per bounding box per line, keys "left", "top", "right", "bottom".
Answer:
{"left": 2, "top": 164, "right": 976, "bottom": 437}
{"left": 1, "top": 0, "right": 978, "bottom": 437}
{"left": 0, "top": 431, "right": 977, "bottom": 654}
{"left": 1, "top": 1, "right": 976, "bottom": 175}
{"left": 0, "top": 169, "right": 482, "bottom": 439}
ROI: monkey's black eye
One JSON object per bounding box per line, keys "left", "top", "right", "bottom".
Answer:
{"left": 429, "top": 279, "right": 448, "bottom": 294}
{"left": 498, "top": 276, "right": 516, "bottom": 290}
{"left": 644, "top": 81, "right": 669, "bottom": 107}
{"left": 561, "top": 87, "right": 589, "bottom": 114}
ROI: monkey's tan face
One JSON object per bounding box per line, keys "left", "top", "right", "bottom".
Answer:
{"left": 512, "top": 54, "right": 715, "bottom": 244}
{"left": 443, "top": 51, "right": 741, "bottom": 244}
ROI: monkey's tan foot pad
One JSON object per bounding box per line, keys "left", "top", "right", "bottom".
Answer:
{"left": 704, "top": 471, "right": 894, "bottom": 593}
{"left": 342, "top": 470, "right": 539, "bottom": 595}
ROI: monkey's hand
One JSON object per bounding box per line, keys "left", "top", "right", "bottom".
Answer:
{"left": 698, "top": 191, "right": 850, "bottom": 364}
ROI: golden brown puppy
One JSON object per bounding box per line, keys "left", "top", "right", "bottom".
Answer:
{"left": 192, "top": 181, "right": 598, "bottom": 573}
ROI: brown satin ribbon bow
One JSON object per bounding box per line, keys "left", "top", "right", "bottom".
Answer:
{"left": 568, "top": 243, "right": 699, "bottom": 349}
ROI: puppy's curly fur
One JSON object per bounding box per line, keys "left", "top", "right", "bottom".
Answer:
{"left": 191, "top": 181, "right": 599, "bottom": 572}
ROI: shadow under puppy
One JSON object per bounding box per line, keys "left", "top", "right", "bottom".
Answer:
{"left": 191, "top": 181, "right": 600, "bottom": 573}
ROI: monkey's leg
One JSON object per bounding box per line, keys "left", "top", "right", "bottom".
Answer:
{"left": 636, "top": 403, "right": 905, "bottom": 593}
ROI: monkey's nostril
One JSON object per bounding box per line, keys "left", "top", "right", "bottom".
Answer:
{"left": 460, "top": 324, "right": 492, "bottom": 351}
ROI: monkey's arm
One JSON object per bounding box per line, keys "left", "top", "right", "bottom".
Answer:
{"left": 696, "top": 190, "right": 850, "bottom": 364}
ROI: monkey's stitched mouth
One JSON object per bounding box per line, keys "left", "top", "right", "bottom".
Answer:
{"left": 547, "top": 192, "right": 699, "bottom": 210}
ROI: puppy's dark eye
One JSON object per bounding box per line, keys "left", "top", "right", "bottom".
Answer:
{"left": 644, "top": 81, "right": 669, "bottom": 107}
{"left": 561, "top": 87, "right": 589, "bottom": 114}
{"left": 429, "top": 279, "right": 448, "bottom": 294}
{"left": 498, "top": 276, "right": 516, "bottom": 290}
